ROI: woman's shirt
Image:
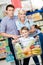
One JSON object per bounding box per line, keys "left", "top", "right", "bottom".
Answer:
{"left": 19, "top": 37, "right": 35, "bottom": 48}
{"left": 16, "top": 19, "right": 31, "bottom": 30}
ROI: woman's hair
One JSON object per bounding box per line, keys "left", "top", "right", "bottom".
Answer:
{"left": 18, "top": 9, "right": 26, "bottom": 14}
{"left": 21, "top": 26, "right": 29, "bottom": 31}
{"left": 33, "top": 25, "right": 41, "bottom": 30}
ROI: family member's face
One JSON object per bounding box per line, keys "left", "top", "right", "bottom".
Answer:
{"left": 7, "top": 7, "right": 14, "bottom": 17}
{"left": 18, "top": 12, "right": 26, "bottom": 21}
{"left": 21, "top": 30, "right": 29, "bottom": 38}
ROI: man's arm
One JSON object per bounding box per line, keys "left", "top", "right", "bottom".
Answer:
{"left": 0, "top": 32, "right": 19, "bottom": 39}
{"left": 0, "top": 18, "right": 19, "bottom": 39}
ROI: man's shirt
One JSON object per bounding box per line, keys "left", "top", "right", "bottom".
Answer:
{"left": 0, "top": 16, "right": 18, "bottom": 35}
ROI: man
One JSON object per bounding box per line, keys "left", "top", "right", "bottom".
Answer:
{"left": 0, "top": 4, "right": 19, "bottom": 65}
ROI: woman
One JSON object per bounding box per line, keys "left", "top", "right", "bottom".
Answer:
{"left": 16, "top": 9, "right": 31, "bottom": 32}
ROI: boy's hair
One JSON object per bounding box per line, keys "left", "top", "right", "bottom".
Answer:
{"left": 21, "top": 27, "right": 29, "bottom": 31}
{"left": 6, "top": 4, "right": 14, "bottom": 10}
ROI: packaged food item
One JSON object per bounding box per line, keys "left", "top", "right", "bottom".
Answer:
{"left": 22, "top": 48, "right": 32, "bottom": 57}
{"left": 32, "top": 47, "right": 42, "bottom": 55}
{"left": 6, "top": 54, "right": 14, "bottom": 62}
{"left": 32, "top": 13, "right": 42, "bottom": 21}
{"left": 14, "top": 43, "right": 23, "bottom": 59}
{"left": 0, "top": 37, "right": 12, "bottom": 59}
{"left": 5, "top": 46, "right": 10, "bottom": 53}
{"left": 14, "top": 43, "right": 32, "bottom": 60}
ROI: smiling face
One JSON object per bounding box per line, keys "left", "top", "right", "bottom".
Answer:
{"left": 21, "top": 29, "right": 29, "bottom": 38}
{"left": 18, "top": 10, "right": 26, "bottom": 22}
{"left": 6, "top": 7, "right": 14, "bottom": 18}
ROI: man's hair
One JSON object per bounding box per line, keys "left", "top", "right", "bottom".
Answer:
{"left": 6, "top": 4, "right": 14, "bottom": 10}
{"left": 21, "top": 27, "right": 29, "bottom": 31}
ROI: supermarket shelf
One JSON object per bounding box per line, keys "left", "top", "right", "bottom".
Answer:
{"left": 0, "top": 37, "right": 10, "bottom": 60}
{"left": 34, "top": 19, "right": 43, "bottom": 22}
{"left": 26, "top": 9, "right": 43, "bottom": 15}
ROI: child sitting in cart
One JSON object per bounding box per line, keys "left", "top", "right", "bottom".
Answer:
{"left": 12, "top": 26, "right": 41, "bottom": 65}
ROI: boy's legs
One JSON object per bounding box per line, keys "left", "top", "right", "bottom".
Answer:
{"left": 23, "top": 57, "right": 30, "bottom": 65}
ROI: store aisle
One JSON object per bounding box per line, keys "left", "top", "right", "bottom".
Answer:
{"left": 0, "top": 60, "right": 10, "bottom": 65}
{"left": 0, "top": 55, "right": 42, "bottom": 65}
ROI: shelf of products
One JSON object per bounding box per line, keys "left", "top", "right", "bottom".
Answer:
{"left": 26, "top": 10, "right": 43, "bottom": 32}
{"left": 0, "top": 36, "right": 11, "bottom": 60}
{"left": 31, "top": 12, "right": 43, "bottom": 32}
{"left": 32, "top": 13, "right": 42, "bottom": 21}
{"left": 0, "top": 3, "right": 7, "bottom": 19}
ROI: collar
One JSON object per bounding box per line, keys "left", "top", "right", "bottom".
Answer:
{"left": 7, "top": 16, "right": 15, "bottom": 20}
{"left": 18, "top": 19, "right": 28, "bottom": 25}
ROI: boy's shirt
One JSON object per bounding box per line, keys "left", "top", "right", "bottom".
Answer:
{"left": 19, "top": 37, "right": 35, "bottom": 48}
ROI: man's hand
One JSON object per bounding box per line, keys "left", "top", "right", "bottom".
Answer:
{"left": 12, "top": 35, "right": 19, "bottom": 40}
{"left": 12, "top": 39, "right": 18, "bottom": 43}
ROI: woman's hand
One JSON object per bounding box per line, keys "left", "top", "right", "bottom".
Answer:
{"left": 35, "top": 36, "right": 39, "bottom": 42}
